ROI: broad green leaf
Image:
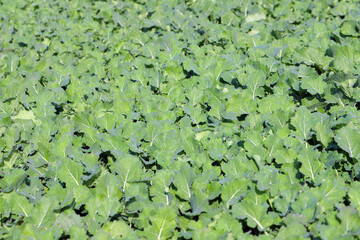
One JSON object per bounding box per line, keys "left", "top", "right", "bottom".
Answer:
{"left": 291, "top": 189, "right": 318, "bottom": 222}
{"left": 15, "top": 224, "right": 55, "bottom": 240}
{"left": 337, "top": 206, "right": 360, "bottom": 234}
{"left": 11, "top": 110, "right": 41, "bottom": 126}
{"left": 52, "top": 133, "right": 72, "bottom": 158}
{"left": 70, "top": 226, "right": 87, "bottom": 239}
{"left": 29, "top": 196, "right": 58, "bottom": 228}
{"left": 208, "top": 102, "right": 224, "bottom": 120}
{"left": 101, "top": 221, "right": 133, "bottom": 239}
{"left": 0, "top": 168, "right": 26, "bottom": 192}
{"left": 313, "top": 122, "right": 333, "bottom": 148}
{"left": 232, "top": 201, "right": 272, "bottom": 234}
{"left": 97, "top": 197, "right": 123, "bottom": 220}
{"left": 335, "top": 127, "right": 360, "bottom": 159}
{"left": 143, "top": 207, "right": 177, "bottom": 240}
{"left": 334, "top": 45, "right": 359, "bottom": 73}
{"left": 341, "top": 20, "right": 359, "bottom": 37}
{"left": 226, "top": 90, "right": 257, "bottom": 115}
{"left": 149, "top": 170, "right": 174, "bottom": 205}
{"left": 186, "top": 191, "right": 208, "bottom": 216}
{"left": 298, "top": 148, "right": 323, "bottom": 181}
{"left": 114, "top": 155, "right": 144, "bottom": 192}
{"left": 73, "top": 185, "right": 91, "bottom": 207}
{"left": 246, "top": 12, "right": 266, "bottom": 23}
{"left": 54, "top": 211, "right": 84, "bottom": 233}
{"left": 144, "top": 120, "right": 163, "bottom": 147}
{"left": 275, "top": 148, "right": 297, "bottom": 164}
{"left": 57, "top": 159, "right": 83, "bottom": 187}
{"left": 254, "top": 166, "right": 279, "bottom": 191}
{"left": 301, "top": 77, "right": 327, "bottom": 95}
{"left": 4, "top": 55, "right": 19, "bottom": 73}
{"left": 316, "top": 223, "right": 343, "bottom": 240}
{"left": 293, "top": 47, "right": 332, "bottom": 68}
{"left": 221, "top": 155, "right": 258, "bottom": 178}
{"left": 245, "top": 70, "right": 266, "bottom": 100}
{"left": 173, "top": 164, "right": 195, "bottom": 201}
{"left": 221, "top": 178, "right": 249, "bottom": 206}
{"left": 349, "top": 182, "right": 360, "bottom": 211}
{"left": 95, "top": 173, "right": 122, "bottom": 199}
{"left": 5, "top": 192, "right": 33, "bottom": 217}
{"left": 318, "top": 178, "right": 346, "bottom": 212}
{"left": 212, "top": 212, "right": 243, "bottom": 237}
{"left": 86, "top": 195, "right": 122, "bottom": 223}
{"left": 263, "top": 134, "right": 283, "bottom": 159}
{"left": 291, "top": 106, "right": 317, "bottom": 142}
{"left": 214, "top": 59, "right": 232, "bottom": 82}
{"left": 184, "top": 105, "right": 207, "bottom": 126}
{"left": 276, "top": 222, "right": 308, "bottom": 240}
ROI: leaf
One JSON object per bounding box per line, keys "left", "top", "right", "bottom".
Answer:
{"left": 245, "top": 70, "right": 266, "bottom": 100}
{"left": 293, "top": 47, "right": 332, "bottom": 68}
{"left": 73, "top": 185, "right": 91, "bottom": 208}
{"left": 335, "top": 127, "right": 360, "bottom": 159}
{"left": 11, "top": 110, "right": 41, "bottom": 126}
{"left": 221, "top": 155, "right": 258, "bottom": 178}
{"left": 341, "top": 20, "right": 359, "bottom": 37}
{"left": 95, "top": 173, "right": 122, "bottom": 199}
{"left": 70, "top": 226, "right": 88, "bottom": 239}
{"left": 208, "top": 102, "right": 224, "bottom": 120}
{"left": 173, "top": 164, "right": 195, "bottom": 201}
{"left": 291, "top": 189, "right": 318, "bottom": 222}
{"left": 0, "top": 168, "right": 26, "bottom": 192}
{"left": 29, "top": 196, "right": 57, "bottom": 228}
{"left": 114, "top": 155, "right": 144, "bottom": 192}
{"left": 5, "top": 55, "right": 19, "bottom": 73}
{"left": 337, "top": 206, "right": 360, "bottom": 233}
{"left": 184, "top": 191, "right": 208, "bottom": 216}
{"left": 57, "top": 159, "right": 83, "bottom": 187}
{"left": 275, "top": 148, "right": 297, "bottom": 164}
{"left": 301, "top": 77, "right": 327, "bottom": 95}
{"left": 212, "top": 212, "right": 243, "bottom": 236}
{"left": 143, "top": 207, "right": 177, "bottom": 240}
{"left": 318, "top": 178, "right": 346, "bottom": 211}
{"left": 183, "top": 58, "right": 199, "bottom": 75}
{"left": 254, "top": 166, "right": 279, "bottom": 191}
{"left": 313, "top": 122, "right": 334, "bottom": 148}
{"left": 334, "top": 45, "right": 359, "bottom": 73}
{"left": 290, "top": 106, "right": 317, "bottom": 142}
{"left": 221, "top": 178, "right": 249, "bottom": 206}
{"left": 349, "top": 182, "right": 360, "bottom": 211}
{"left": 246, "top": 12, "right": 266, "bottom": 23}
{"left": 101, "top": 221, "right": 133, "bottom": 239}
{"left": 54, "top": 211, "right": 84, "bottom": 232}
{"left": 15, "top": 223, "right": 55, "bottom": 239}
{"left": 226, "top": 90, "right": 257, "bottom": 115}
{"left": 184, "top": 104, "right": 207, "bottom": 126}
{"left": 264, "top": 134, "right": 284, "bottom": 159}
{"left": 149, "top": 170, "right": 174, "bottom": 205}
{"left": 214, "top": 59, "right": 232, "bottom": 82}
{"left": 298, "top": 148, "right": 323, "bottom": 181}
{"left": 5, "top": 192, "right": 33, "bottom": 217}
{"left": 86, "top": 195, "right": 122, "bottom": 223}
{"left": 144, "top": 120, "right": 163, "bottom": 147}
{"left": 97, "top": 197, "right": 123, "bottom": 220}
{"left": 276, "top": 222, "right": 308, "bottom": 240}
{"left": 232, "top": 201, "right": 272, "bottom": 234}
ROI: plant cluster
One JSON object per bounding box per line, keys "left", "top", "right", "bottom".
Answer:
{"left": 0, "top": 0, "right": 360, "bottom": 239}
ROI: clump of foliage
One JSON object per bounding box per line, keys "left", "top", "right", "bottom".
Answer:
{"left": 1, "top": 0, "right": 360, "bottom": 239}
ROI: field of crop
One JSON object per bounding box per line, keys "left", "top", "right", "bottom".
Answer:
{"left": 1, "top": 0, "right": 360, "bottom": 239}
